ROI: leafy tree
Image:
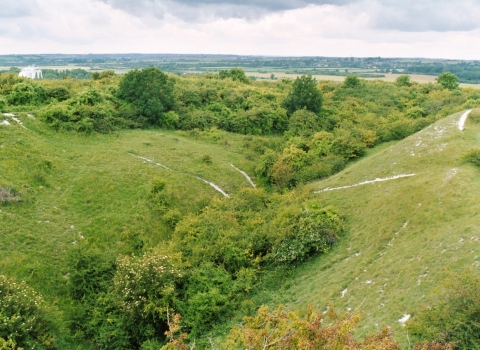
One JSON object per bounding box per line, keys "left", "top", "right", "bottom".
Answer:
{"left": 283, "top": 75, "right": 322, "bottom": 116}
{"left": 437, "top": 72, "right": 459, "bottom": 90}
{"left": 396, "top": 75, "right": 412, "bottom": 87}
{"left": 218, "top": 68, "right": 250, "bottom": 84}
{"left": 117, "top": 67, "right": 175, "bottom": 125}
{"left": 343, "top": 74, "right": 361, "bottom": 88}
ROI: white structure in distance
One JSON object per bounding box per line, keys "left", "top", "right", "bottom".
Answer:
{"left": 19, "top": 66, "right": 43, "bottom": 79}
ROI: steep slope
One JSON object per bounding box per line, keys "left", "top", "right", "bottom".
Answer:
{"left": 270, "top": 110, "right": 480, "bottom": 343}
{"left": 0, "top": 113, "right": 259, "bottom": 297}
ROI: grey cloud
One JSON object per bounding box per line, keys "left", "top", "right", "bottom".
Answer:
{"left": 367, "top": 0, "right": 480, "bottom": 32}
{"left": 99, "top": 0, "right": 480, "bottom": 32}
{"left": 0, "top": 0, "right": 39, "bottom": 18}
{"left": 100, "top": 0, "right": 353, "bottom": 20}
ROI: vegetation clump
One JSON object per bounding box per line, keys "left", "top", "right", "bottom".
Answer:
{"left": 462, "top": 148, "right": 480, "bottom": 167}
{"left": 0, "top": 187, "right": 20, "bottom": 205}
{"left": 0, "top": 275, "right": 57, "bottom": 349}
{"left": 408, "top": 271, "right": 480, "bottom": 349}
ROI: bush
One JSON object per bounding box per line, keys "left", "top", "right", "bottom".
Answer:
{"left": 271, "top": 203, "right": 344, "bottom": 264}
{"left": 110, "top": 252, "right": 183, "bottom": 345}
{"left": 0, "top": 275, "right": 57, "bottom": 349}
{"left": 0, "top": 96, "right": 6, "bottom": 111}
{"left": 463, "top": 148, "right": 480, "bottom": 167}
{"left": 287, "top": 109, "right": 322, "bottom": 138}
{"left": 408, "top": 271, "right": 480, "bottom": 349}
{"left": 7, "top": 82, "right": 48, "bottom": 106}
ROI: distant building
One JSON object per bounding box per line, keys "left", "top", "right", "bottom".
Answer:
{"left": 19, "top": 66, "right": 43, "bottom": 79}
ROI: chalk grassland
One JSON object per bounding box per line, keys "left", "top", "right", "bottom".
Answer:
{"left": 0, "top": 115, "right": 260, "bottom": 297}
{"left": 262, "top": 110, "right": 480, "bottom": 345}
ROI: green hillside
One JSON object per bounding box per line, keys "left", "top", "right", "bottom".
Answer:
{"left": 2, "top": 69, "right": 480, "bottom": 349}
{"left": 0, "top": 113, "right": 261, "bottom": 286}
{"left": 265, "top": 109, "right": 480, "bottom": 345}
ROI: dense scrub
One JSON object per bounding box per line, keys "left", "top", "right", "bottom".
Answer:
{"left": 2, "top": 69, "right": 479, "bottom": 191}
{"left": 1, "top": 69, "right": 479, "bottom": 348}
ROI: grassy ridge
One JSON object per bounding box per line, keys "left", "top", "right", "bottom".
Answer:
{"left": 263, "top": 110, "right": 480, "bottom": 345}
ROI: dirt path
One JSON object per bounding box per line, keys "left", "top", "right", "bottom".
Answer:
{"left": 457, "top": 110, "right": 472, "bottom": 131}
{"left": 313, "top": 174, "right": 416, "bottom": 193}
{"left": 230, "top": 164, "right": 256, "bottom": 188}
{"left": 130, "top": 153, "right": 230, "bottom": 197}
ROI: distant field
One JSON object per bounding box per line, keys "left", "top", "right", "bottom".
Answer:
{"left": 3, "top": 63, "right": 479, "bottom": 88}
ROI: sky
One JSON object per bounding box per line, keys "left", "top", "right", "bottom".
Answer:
{"left": 1, "top": 0, "right": 479, "bottom": 59}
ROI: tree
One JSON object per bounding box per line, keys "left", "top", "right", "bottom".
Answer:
{"left": 117, "top": 67, "right": 175, "bottom": 125}
{"left": 396, "top": 75, "right": 412, "bottom": 87}
{"left": 283, "top": 75, "right": 323, "bottom": 116}
{"left": 343, "top": 74, "right": 361, "bottom": 88}
{"left": 437, "top": 72, "right": 459, "bottom": 90}
{"left": 218, "top": 68, "right": 250, "bottom": 84}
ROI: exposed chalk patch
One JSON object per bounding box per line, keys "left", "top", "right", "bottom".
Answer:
{"left": 0, "top": 120, "right": 10, "bottom": 126}
{"left": 231, "top": 164, "right": 256, "bottom": 188}
{"left": 313, "top": 174, "right": 416, "bottom": 193}
{"left": 2, "top": 113, "right": 15, "bottom": 117}
{"left": 398, "top": 314, "right": 411, "bottom": 326}
{"left": 445, "top": 168, "right": 458, "bottom": 181}
{"left": 193, "top": 175, "right": 230, "bottom": 198}
{"left": 458, "top": 110, "right": 472, "bottom": 131}
{"left": 129, "top": 153, "right": 173, "bottom": 171}
{"left": 340, "top": 288, "right": 348, "bottom": 298}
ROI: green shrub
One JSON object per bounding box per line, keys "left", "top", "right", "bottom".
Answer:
{"left": 0, "top": 96, "right": 6, "bottom": 111}
{"left": 201, "top": 154, "right": 212, "bottom": 164}
{"left": 408, "top": 271, "right": 480, "bottom": 349}
{"left": 7, "top": 82, "right": 48, "bottom": 106}
{"left": 287, "top": 109, "right": 322, "bottom": 138}
{"left": 0, "top": 275, "right": 57, "bottom": 349}
{"left": 463, "top": 148, "right": 480, "bottom": 167}
{"left": 271, "top": 204, "right": 344, "bottom": 264}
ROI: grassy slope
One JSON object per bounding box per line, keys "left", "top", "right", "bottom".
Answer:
{"left": 264, "top": 109, "right": 480, "bottom": 345}
{"left": 0, "top": 114, "right": 259, "bottom": 299}
{"left": 3, "top": 110, "right": 480, "bottom": 347}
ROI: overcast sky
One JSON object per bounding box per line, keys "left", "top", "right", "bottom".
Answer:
{"left": 1, "top": 0, "right": 479, "bottom": 59}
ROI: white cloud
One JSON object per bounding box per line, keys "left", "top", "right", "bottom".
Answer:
{"left": 0, "top": 0, "right": 479, "bottom": 59}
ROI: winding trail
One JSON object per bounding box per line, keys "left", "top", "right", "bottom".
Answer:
{"left": 193, "top": 175, "right": 230, "bottom": 198}
{"left": 313, "top": 174, "right": 416, "bottom": 193}
{"left": 130, "top": 153, "right": 230, "bottom": 197}
{"left": 457, "top": 110, "right": 472, "bottom": 131}
{"left": 230, "top": 164, "right": 256, "bottom": 188}
{"left": 129, "top": 153, "right": 173, "bottom": 171}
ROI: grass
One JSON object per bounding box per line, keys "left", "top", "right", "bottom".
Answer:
{"left": 255, "top": 109, "right": 480, "bottom": 346}
{"left": 0, "top": 114, "right": 266, "bottom": 300}
{"left": 2, "top": 109, "right": 480, "bottom": 347}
